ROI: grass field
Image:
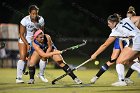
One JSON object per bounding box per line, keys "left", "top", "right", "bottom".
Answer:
{"left": 0, "top": 68, "right": 140, "bottom": 93}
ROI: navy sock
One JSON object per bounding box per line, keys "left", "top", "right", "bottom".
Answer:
{"left": 96, "top": 63, "right": 109, "bottom": 77}
{"left": 29, "top": 66, "right": 35, "bottom": 79}
{"left": 62, "top": 64, "right": 77, "bottom": 80}
{"left": 125, "top": 68, "right": 134, "bottom": 78}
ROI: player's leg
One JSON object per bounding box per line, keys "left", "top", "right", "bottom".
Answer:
{"left": 112, "top": 47, "right": 131, "bottom": 86}
{"left": 125, "top": 67, "right": 134, "bottom": 84}
{"left": 112, "top": 47, "right": 140, "bottom": 86}
{"left": 91, "top": 38, "right": 121, "bottom": 83}
{"left": 16, "top": 42, "right": 27, "bottom": 83}
{"left": 124, "top": 58, "right": 139, "bottom": 84}
{"left": 28, "top": 51, "right": 40, "bottom": 84}
{"left": 51, "top": 49, "right": 82, "bottom": 84}
{"left": 125, "top": 57, "right": 140, "bottom": 84}
{"left": 90, "top": 48, "right": 120, "bottom": 83}
{"left": 37, "top": 58, "right": 48, "bottom": 83}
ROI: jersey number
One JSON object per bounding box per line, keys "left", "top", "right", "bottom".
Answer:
{"left": 122, "top": 22, "right": 134, "bottom": 31}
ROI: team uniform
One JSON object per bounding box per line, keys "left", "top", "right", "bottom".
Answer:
{"left": 110, "top": 17, "right": 140, "bottom": 51}
{"left": 19, "top": 15, "right": 44, "bottom": 43}
{"left": 113, "top": 38, "right": 127, "bottom": 49}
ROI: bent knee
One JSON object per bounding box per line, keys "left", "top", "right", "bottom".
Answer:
{"left": 28, "top": 61, "right": 36, "bottom": 67}
{"left": 55, "top": 60, "right": 65, "bottom": 67}
{"left": 116, "top": 61, "right": 126, "bottom": 64}
{"left": 19, "top": 56, "right": 27, "bottom": 61}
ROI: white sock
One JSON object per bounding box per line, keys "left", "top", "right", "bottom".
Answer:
{"left": 116, "top": 64, "right": 125, "bottom": 81}
{"left": 17, "top": 60, "right": 25, "bottom": 79}
{"left": 131, "top": 62, "right": 140, "bottom": 73}
{"left": 39, "top": 59, "right": 48, "bottom": 76}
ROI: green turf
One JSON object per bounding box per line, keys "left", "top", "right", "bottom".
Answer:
{"left": 0, "top": 68, "right": 140, "bottom": 93}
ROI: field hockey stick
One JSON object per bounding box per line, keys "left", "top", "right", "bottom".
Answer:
{"left": 0, "top": 42, "right": 6, "bottom": 49}
{"left": 22, "top": 40, "right": 87, "bottom": 75}
{"left": 52, "top": 58, "right": 92, "bottom": 84}
{"left": 61, "top": 40, "right": 87, "bottom": 53}
{"left": 23, "top": 48, "right": 32, "bottom": 75}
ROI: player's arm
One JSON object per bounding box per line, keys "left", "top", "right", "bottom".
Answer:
{"left": 45, "top": 34, "right": 53, "bottom": 52}
{"left": 131, "top": 16, "right": 140, "bottom": 27}
{"left": 33, "top": 41, "right": 61, "bottom": 58}
{"left": 91, "top": 36, "right": 116, "bottom": 59}
{"left": 40, "top": 16, "right": 45, "bottom": 32}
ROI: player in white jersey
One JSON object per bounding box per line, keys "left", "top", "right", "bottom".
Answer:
{"left": 16, "top": 5, "right": 48, "bottom": 83}
{"left": 90, "top": 6, "right": 137, "bottom": 84}
{"left": 90, "top": 13, "right": 140, "bottom": 86}
{"left": 111, "top": 12, "right": 140, "bottom": 86}
{"left": 90, "top": 14, "right": 126, "bottom": 84}
{"left": 110, "top": 15, "right": 140, "bottom": 86}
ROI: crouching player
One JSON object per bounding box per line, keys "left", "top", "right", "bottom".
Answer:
{"left": 27, "top": 29, "right": 82, "bottom": 84}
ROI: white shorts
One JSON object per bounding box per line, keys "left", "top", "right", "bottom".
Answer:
{"left": 18, "top": 37, "right": 32, "bottom": 44}
{"left": 132, "top": 36, "right": 140, "bottom": 51}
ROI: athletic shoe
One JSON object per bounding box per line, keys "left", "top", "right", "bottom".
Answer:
{"left": 28, "top": 79, "right": 35, "bottom": 84}
{"left": 125, "top": 78, "right": 134, "bottom": 84}
{"left": 36, "top": 73, "right": 48, "bottom": 83}
{"left": 90, "top": 76, "right": 99, "bottom": 84}
{"left": 74, "top": 78, "right": 82, "bottom": 84}
{"left": 16, "top": 78, "right": 24, "bottom": 83}
{"left": 111, "top": 81, "right": 127, "bottom": 86}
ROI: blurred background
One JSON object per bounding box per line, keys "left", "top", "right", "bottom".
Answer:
{"left": 0, "top": 0, "right": 140, "bottom": 68}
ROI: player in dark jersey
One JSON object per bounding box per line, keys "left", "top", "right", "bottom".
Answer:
{"left": 27, "top": 29, "right": 82, "bottom": 84}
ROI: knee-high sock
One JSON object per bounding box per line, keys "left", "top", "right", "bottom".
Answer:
{"left": 62, "top": 64, "right": 77, "bottom": 80}
{"left": 116, "top": 64, "right": 125, "bottom": 81}
{"left": 39, "top": 59, "right": 47, "bottom": 76}
{"left": 131, "top": 62, "right": 140, "bottom": 73}
{"left": 125, "top": 68, "right": 134, "bottom": 78}
{"left": 29, "top": 66, "right": 35, "bottom": 79}
{"left": 17, "top": 60, "right": 25, "bottom": 78}
{"left": 96, "top": 63, "right": 109, "bottom": 77}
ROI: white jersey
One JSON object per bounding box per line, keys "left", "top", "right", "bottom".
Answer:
{"left": 110, "top": 18, "right": 140, "bottom": 51}
{"left": 19, "top": 15, "right": 44, "bottom": 43}
{"left": 110, "top": 18, "right": 140, "bottom": 38}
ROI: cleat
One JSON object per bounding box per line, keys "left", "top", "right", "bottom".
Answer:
{"left": 28, "top": 79, "right": 35, "bottom": 84}
{"left": 16, "top": 78, "right": 24, "bottom": 83}
{"left": 74, "top": 78, "right": 82, "bottom": 84}
{"left": 90, "top": 76, "right": 98, "bottom": 84}
{"left": 125, "top": 78, "right": 134, "bottom": 84}
{"left": 36, "top": 73, "right": 48, "bottom": 83}
{"left": 111, "top": 81, "right": 127, "bottom": 86}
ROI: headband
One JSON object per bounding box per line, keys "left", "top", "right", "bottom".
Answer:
{"left": 34, "top": 29, "right": 44, "bottom": 39}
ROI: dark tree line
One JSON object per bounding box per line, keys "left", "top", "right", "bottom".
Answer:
{"left": 1, "top": 0, "right": 139, "bottom": 38}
